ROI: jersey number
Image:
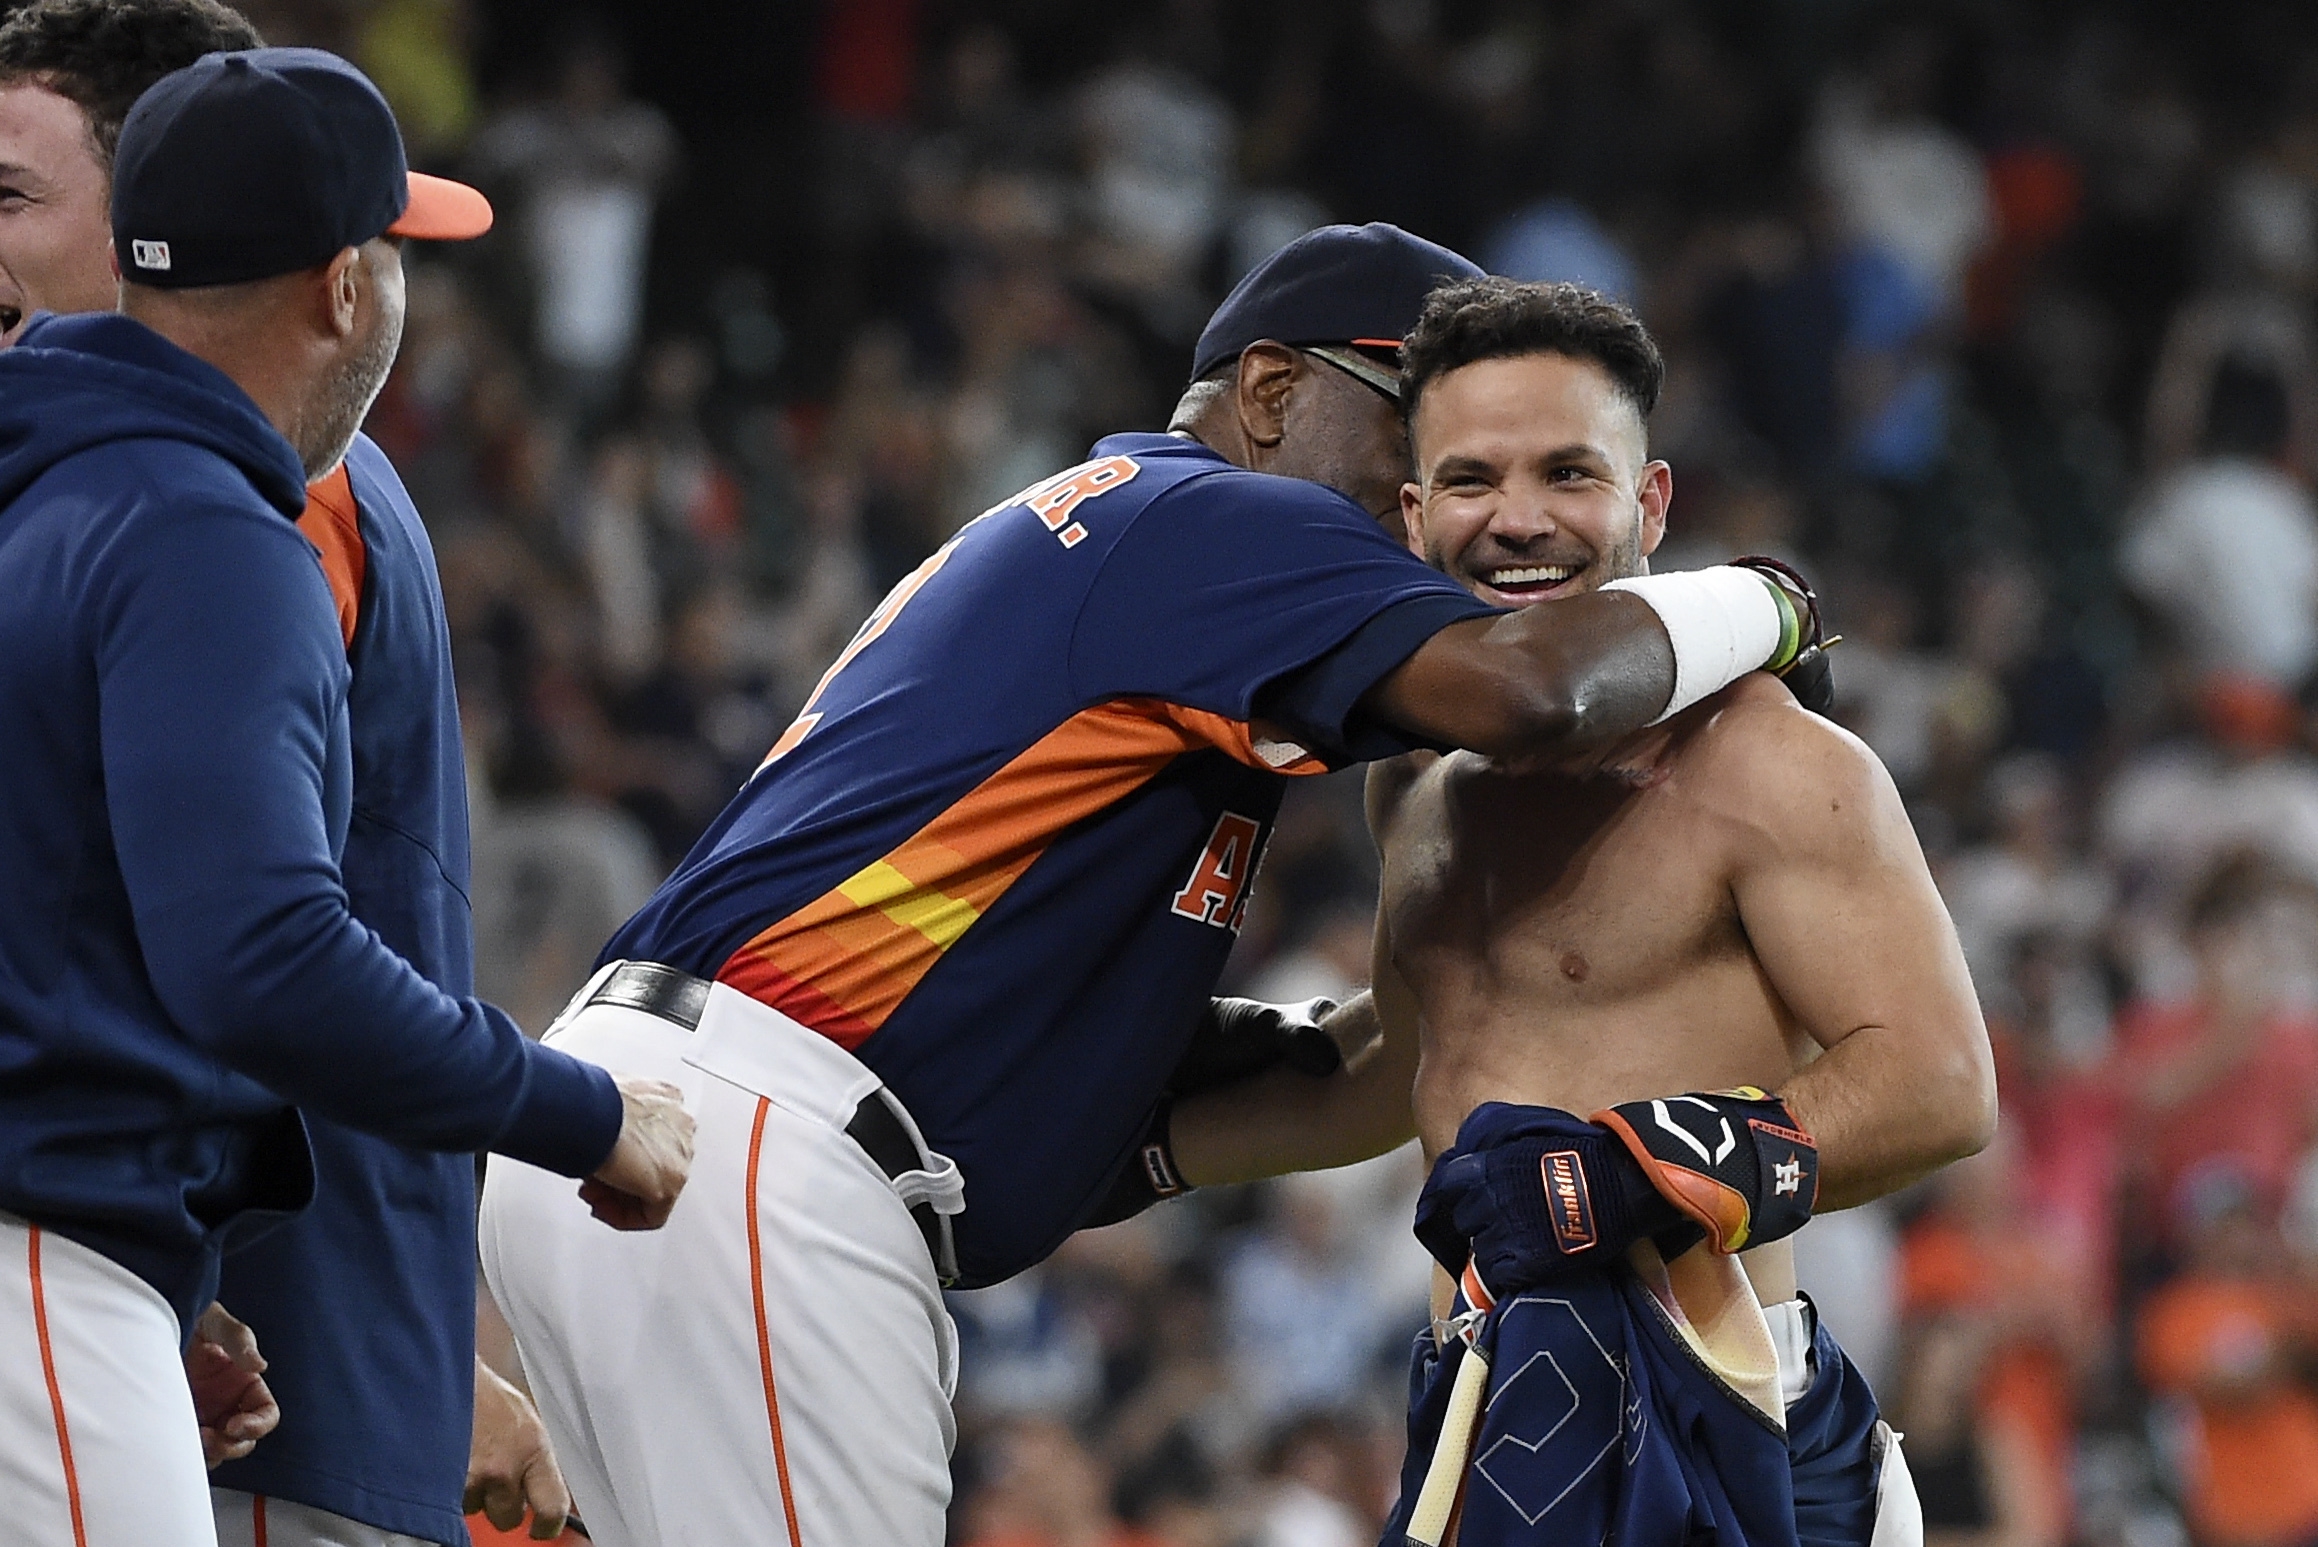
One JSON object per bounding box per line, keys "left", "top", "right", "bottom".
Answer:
{"left": 1170, "top": 812, "right": 1267, "bottom": 933}
{"left": 756, "top": 455, "right": 1143, "bottom": 771}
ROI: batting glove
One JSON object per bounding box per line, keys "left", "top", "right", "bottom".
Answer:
{"left": 1591, "top": 1086, "right": 1818, "bottom": 1255}
{"left": 1414, "top": 1091, "right": 1819, "bottom": 1294}
{"left": 1077, "top": 996, "right": 1342, "bottom": 1232}
{"left": 1731, "top": 554, "right": 1837, "bottom": 716}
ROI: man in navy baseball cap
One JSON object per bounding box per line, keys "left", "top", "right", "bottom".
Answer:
{"left": 112, "top": 45, "right": 490, "bottom": 289}
{"left": 1192, "top": 221, "right": 1482, "bottom": 400}
{"left": 97, "top": 46, "right": 492, "bottom": 479}
{"left": 0, "top": 39, "right": 693, "bottom": 1547}
{"left": 1168, "top": 221, "right": 1483, "bottom": 528}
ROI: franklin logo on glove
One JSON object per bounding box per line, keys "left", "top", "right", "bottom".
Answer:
{"left": 1541, "top": 1150, "right": 1597, "bottom": 1252}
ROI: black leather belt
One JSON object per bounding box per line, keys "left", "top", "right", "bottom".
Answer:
{"left": 584, "top": 961, "right": 956, "bottom": 1284}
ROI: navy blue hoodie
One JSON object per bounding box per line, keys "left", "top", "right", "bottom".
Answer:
{"left": 210, "top": 436, "right": 499, "bottom": 1544}
{"left": 0, "top": 312, "right": 622, "bottom": 1329}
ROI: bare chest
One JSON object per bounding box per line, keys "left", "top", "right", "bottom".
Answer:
{"left": 1379, "top": 753, "right": 1746, "bottom": 1007}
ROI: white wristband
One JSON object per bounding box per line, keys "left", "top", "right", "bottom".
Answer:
{"left": 1600, "top": 567, "right": 1783, "bottom": 724}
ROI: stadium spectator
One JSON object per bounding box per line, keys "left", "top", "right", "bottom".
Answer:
{"left": 466, "top": 22, "right": 675, "bottom": 413}
{"left": 2136, "top": 1170, "right": 2318, "bottom": 1547}
{"left": 2125, "top": 352, "right": 2318, "bottom": 688}
{"left": 957, "top": 1418, "right": 1172, "bottom": 1547}
{"left": 2113, "top": 851, "right": 2318, "bottom": 1238}
{"left": 1899, "top": 1131, "right": 2095, "bottom": 1544}
{"left": 1940, "top": 753, "right": 2115, "bottom": 988}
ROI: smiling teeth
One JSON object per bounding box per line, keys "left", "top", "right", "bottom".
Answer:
{"left": 1491, "top": 566, "right": 1576, "bottom": 586}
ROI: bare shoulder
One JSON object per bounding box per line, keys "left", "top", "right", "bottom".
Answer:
{"left": 1364, "top": 750, "right": 1441, "bottom": 838}
{"left": 1679, "top": 675, "right": 1913, "bottom": 858}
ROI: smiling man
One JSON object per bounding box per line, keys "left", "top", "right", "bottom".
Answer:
{"left": 474, "top": 226, "right": 1848, "bottom": 1547}
{"left": 1363, "top": 279, "right": 1992, "bottom": 1546}
{"left": 0, "top": 54, "right": 116, "bottom": 332}
{"left": 0, "top": 0, "right": 261, "bottom": 338}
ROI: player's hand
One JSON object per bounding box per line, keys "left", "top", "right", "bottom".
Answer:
{"left": 1730, "top": 554, "right": 1836, "bottom": 715}
{"left": 1168, "top": 995, "right": 1342, "bottom": 1095}
{"left": 467, "top": 1359, "right": 572, "bottom": 1540}
{"left": 581, "top": 1074, "right": 695, "bottom": 1230}
{"left": 1077, "top": 996, "right": 1345, "bottom": 1233}
{"left": 1413, "top": 1102, "right": 1686, "bottom": 1295}
{"left": 185, "top": 1302, "right": 278, "bottom": 1468}
{"left": 1417, "top": 1093, "right": 1821, "bottom": 1295}
{"left": 1592, "top": 1087, "right": 1818, "bottom": 1255}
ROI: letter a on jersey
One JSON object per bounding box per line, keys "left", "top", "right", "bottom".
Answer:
{"left": 1170, "top": 811, "right": 1266, "bottom": 932}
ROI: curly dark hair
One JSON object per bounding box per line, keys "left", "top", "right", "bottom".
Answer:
{"left": 0, "top": 0, "right": 262, "bottom": 165}
{"left": 1401, "top": 277, "right": 1664, "bottom": 424}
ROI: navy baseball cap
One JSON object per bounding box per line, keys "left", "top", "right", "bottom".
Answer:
{"left": 1190, "top": 222, "right": 1483, "bottom": 396}
{"left": 112, "top": 47, "right": 492, "bottom": 290}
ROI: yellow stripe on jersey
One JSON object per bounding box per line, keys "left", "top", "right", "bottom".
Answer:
{"left": 837, "top": 860, "right": 983, "bottom": 950}
{"left": 717, "top": 697, "right": 1332, "bottom": 1048}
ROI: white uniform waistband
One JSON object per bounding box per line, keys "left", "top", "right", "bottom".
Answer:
{"left": 552, "top": 961, "right": 967, "bottom": 1227}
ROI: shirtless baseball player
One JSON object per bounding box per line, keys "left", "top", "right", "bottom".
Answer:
{"left": 1167, "top": 279, "right": 1994, "bottom": 1547}
{"left": 1382, "top": 279, "right": 1991, "bottom": 1545}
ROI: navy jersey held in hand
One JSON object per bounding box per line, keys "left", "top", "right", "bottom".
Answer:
{"left": 607, "top": 433, "right": 1497, "bottom": 1286}
{"left": 1385, "top": 1267, "right": 1805, "bottom": 1547}
{"left": 210, "top": 436, "right": 484, "bottom": 1546}
{"left": 1387, "top": 1103, "right": 1809, "bottom": 1547}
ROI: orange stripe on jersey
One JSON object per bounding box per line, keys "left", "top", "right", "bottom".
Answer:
{"left": 718, "top": 697, "right": 1325, "bottom": 1044}
{"left": 297, "top": 465, "right": 365, "bottom": 651}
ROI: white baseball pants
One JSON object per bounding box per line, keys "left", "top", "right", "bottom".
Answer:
{"left": 0, "top": 1214, "right": 216, "bottom": 1546}
{"left": 479, "top": 972, "right": 961, "bottom": 1547}
{"left": 212, "top": 1491, "right": 437, "bottom": 1547}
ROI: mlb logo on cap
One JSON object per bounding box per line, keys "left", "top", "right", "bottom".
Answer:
{"left": 111, "top": 47, "right": 492, "bottom": 289}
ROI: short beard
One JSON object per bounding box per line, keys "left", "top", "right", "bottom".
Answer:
{"left": 1595, "top": 520, "right": 1646, "bottom": 586}
{"left": 295, "top": 303, "right": 400, "bottom": 481}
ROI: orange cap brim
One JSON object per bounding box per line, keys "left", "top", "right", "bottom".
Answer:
{"left": 387, "top": 172, "right": 493, "bottom": 241}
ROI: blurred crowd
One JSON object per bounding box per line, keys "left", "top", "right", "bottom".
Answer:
{"left": 228, "top": 0, "right": 2318, "bottom": 1542}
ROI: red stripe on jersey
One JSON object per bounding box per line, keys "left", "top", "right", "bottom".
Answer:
{"left": 715, "top": 956, "right": 879, "bottom": 1049}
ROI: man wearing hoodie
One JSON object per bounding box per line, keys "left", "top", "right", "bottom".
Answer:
{"left": 0, "top": 4, "right": 603, "bottom": 1540}
{"left": 0, "top": 48, "right": 694, "bottom": 1547}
